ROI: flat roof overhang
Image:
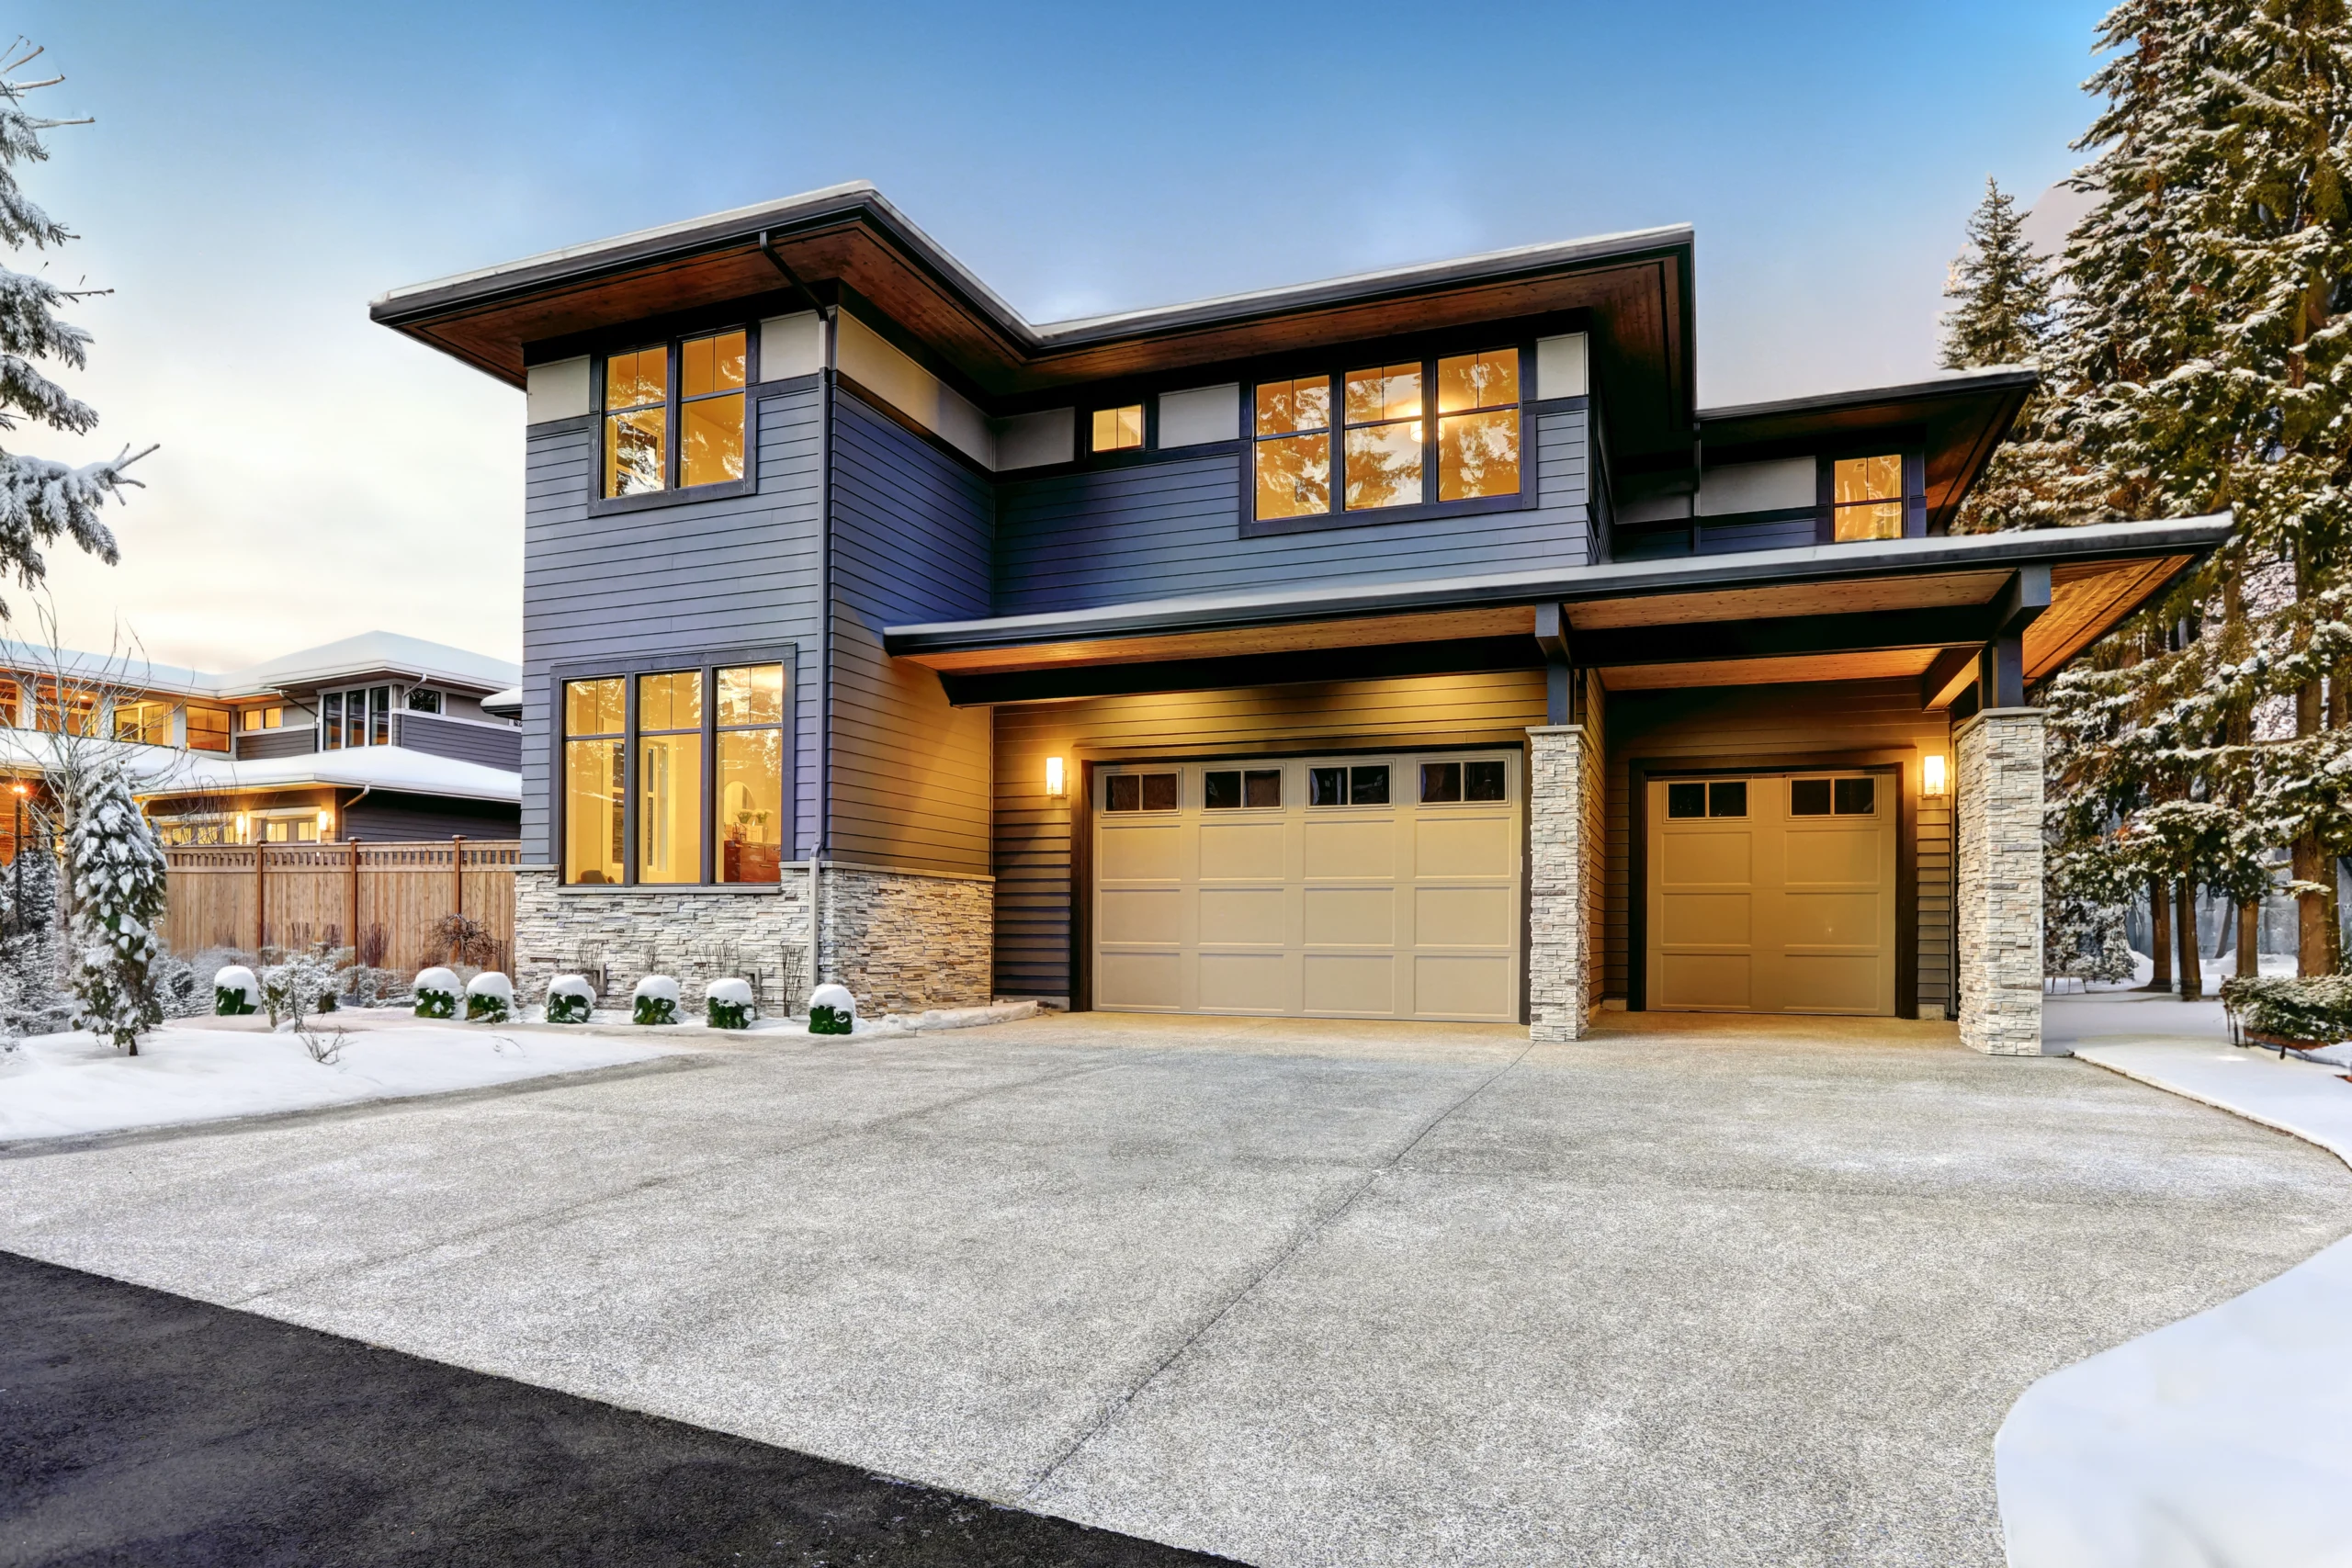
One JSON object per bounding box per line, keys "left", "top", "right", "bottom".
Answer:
{"left": 371, "top": 184, "right": 1699, "bottom": 461}
{"left": 885, "top": 515, "right": 2230, "bottom": 705}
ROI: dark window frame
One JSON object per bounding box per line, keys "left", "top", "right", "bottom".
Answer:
{"left": 1085, "top": 398, "right": 1154, "bottom": 457}
{"left": 588, "top": 324, "right": 762, "bottom": 516}
{"left": 551, "top": 643, "right": 797, "bottom": 892}
{"left": 1244, "top": 342, "right": 1533, "bottom": 539}
{"left": 1815, "top": 445, "right": 1928, "bottom": 545}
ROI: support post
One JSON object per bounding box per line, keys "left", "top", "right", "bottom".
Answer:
{"left": 1527, "top": 723, "right": 1590, "bottom": 1043}
{"left": 347, "top": 839, "right": 360, "bottom": 958}
{"left": 1955, "top": 706, "right": 2049, "bottom": 1054}
{"left": 254, "top": 840, "right": 266, "bottom": 954}
{"left": 450, "top": 835, "right": 465, "bottom": 964}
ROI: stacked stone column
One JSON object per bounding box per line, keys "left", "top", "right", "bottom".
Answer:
{"left": 1527, "top": 724, "right": 1589, "bottom": 1043}
{"left": 1955, "top": 707, "right": 2048, "bottom": 1055}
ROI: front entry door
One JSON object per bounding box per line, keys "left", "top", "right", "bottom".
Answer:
{"left": 1645, "top": 772, "right": 1896, "bottom": 1016}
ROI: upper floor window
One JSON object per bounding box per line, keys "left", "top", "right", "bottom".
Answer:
{"left": 0, "top": 676, "right": 17, "bottom": 726}
{"left": 323, "top": 685, "right": 392, "bottom": 750}
{"left": 113, "top": 701, "right": 171, "bottom": 747}
{"left": 35, "top": 682, "right": 99, "bottom": 737}
{"left": 241, "top": 705, "right": 284, "bottom": 732}
{"left": 601, "top": 329, "right": 748, "bottom": 499}
{"left": 405, "top": 687, "right": 443, "bottom": 714}
{"left": 1832, "top": 455, "right": 1905, "bottom": 541}
{"left": 185, "top": 706, "right": 230, "bottom": 753}
{"left": 1090, "top": 404, "right": 1144, "bottom": 453}
{"left": 1253, "top": 348, "right": 1521, "bottom": 525}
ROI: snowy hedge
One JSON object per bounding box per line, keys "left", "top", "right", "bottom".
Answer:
{"left": 413, "top": 966, "right": 461, "bottom": 1020}
{"left": 2220, "top": 976, "right": 2352, "bottom": 1047}
{"left": 214, "top": 964, "right": 260, "bottom": 1016}
{"left": 466, "top": 971, "right": 514, "bottom": 1024}
{"left": 706, "top": 976, "right": 754, "bottom": 1031}
{"left": 808, "top": 982, "right": 855, "bottom": 1036}
{"left": 632, "top": 975, "right": 679, "bottom": 1026}
{"left": 545, "top": 974, "right": 594, "bottom": 1024}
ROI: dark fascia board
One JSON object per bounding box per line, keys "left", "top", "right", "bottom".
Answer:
{"left": 1695, "top": 367, "right": 2039, "bottom": 432}
{"left": 882, "top": 513, "right": 2234, "bottom": 658}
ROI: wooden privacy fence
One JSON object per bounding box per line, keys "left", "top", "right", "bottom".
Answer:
{"left": 162, "top": 839, "right": 520, "bottom": 975}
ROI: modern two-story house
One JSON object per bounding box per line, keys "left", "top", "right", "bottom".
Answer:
{"left": 374, "top": 182, "right": 2228, "bottom": 1049}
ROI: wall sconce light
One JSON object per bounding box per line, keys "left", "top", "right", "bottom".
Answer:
{"left": 1044, "top": 756, "right": 1067, "bottom": 799}
{"left": 1922, "top": 754, "right": 1947, "bottom": 797}
{"left": 233, "top": 811, "right": 250, "bottom": 842}
{"left": 317, "top": 809, "right": 334, "bottom": 840}
{"left": 8, "top": 781, "right": 25, "bottom": 797}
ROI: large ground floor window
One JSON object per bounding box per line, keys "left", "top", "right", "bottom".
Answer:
{"left": 562, "top": 657, "right": 787, "bottom": 886}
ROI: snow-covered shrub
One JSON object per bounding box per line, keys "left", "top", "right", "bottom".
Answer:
{"left": 808, "top": 982, "right": 855, "bottom": 1036}
{"left": 706, "top": 976, "right": 754, "bottom": 1030}
{"left": 413, "top": 966, "right": 461, "bottom": 1020}
{"left": 66, "top": 767, "right": 169, "bottom": 1054}
{"left": 632, "top": 975, "right": 679, "bottom": 1026}
{"left": 342, "top": 965, "right": 400, "bottom": 1009}
{"left": 545, "top": 974, "right": 594, "bottom": 1024}
{"left": 2220, "top": 976, "right": 2352, "bottom": 1046}
{"left": 261, "top": 950, "right": 341, "bottom": 1029}
{"left": 0, "top": 842, "right": 68, "bottom": 1039}
{"left": 466, "top": 971, "right": 514, "bottom": 1023}
{"left": 213, "top": 964, "right": 260, "bottom": 1015}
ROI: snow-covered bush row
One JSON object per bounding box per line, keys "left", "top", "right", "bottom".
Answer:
{"left": 632, "top": 975, "right": 679, "bottom": 1026}
{"left": 808, "top": 982, "right": 855, "bottom": 1036}
{"left": 546, "top": 974, "right": 594, "bottom": 1024}
{"left": 2219, "top": 975, "right": 2352, "bottom": 1047}
{"left": 214, "top": 964, "right": 260, "bottom": 1016}
{"left": 413, "top": 966, "right": 461, "bottom": 1020}
{"left": 262, "top": 951, "right": 341, "bottom": 1027}
{"left": 706, "top": 976, "right": 754, "bottom": 1031}
{"left": 466, "top": 971, "right": 514, "bottom": 1024}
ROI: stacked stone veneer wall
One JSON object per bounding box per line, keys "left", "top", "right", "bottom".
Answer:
{"left": 1528, "top": 724, "right": 1590, "bottom": 1042}
{"left": 1955, "top": 708, "right": 2047, "bottom": 1055}
{"left": 513, "top": 863, "right": 992, "bottom": 1019}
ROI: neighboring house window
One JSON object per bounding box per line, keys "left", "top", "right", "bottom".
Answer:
{"left": 113, "top": 701, "right": 171, "bottom": 746}
{"left": 1832, "top": 455, "right": 1905, "bottom": 541}
{"left": 186, "top": 706, "right": 231, "bottom": 753}
{"left": 322, "top": 686, "right": 393, "bottom": 749}
{"left": 258, "top": 813, "right": 319, "bottom": 844}
{"left": 156, "top": 816, "right": 229, "bottom": 847}
{"left": 0, "top": 676, "right": 17, "bottom": 725}
{"left": 1090, "top": 404, "right": 1144, "bottom": 453}
{"left": 1253, "top": 348, "right": 1522, "bottom": 523}
{"left": 600, "top": 329, "right": 748, "bottom": 499}
{"left": 241, "top": 705, "right": 284, "bottom": 732}
{"left": 406, "top": 687, "right": 443, "bottom": 714}
{"left": 35, "top": 683, "right": 98, "bottom": 736}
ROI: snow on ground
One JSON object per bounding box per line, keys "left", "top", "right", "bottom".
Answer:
{"left": 0, "top": 1018, "right": 677, "bottom": 1144}
{"left": 2057, "top": 946, "right": 2299, "bottom": 995}
{"left": 1996, "top": 1036, "right": 2352, "bottom": 1567}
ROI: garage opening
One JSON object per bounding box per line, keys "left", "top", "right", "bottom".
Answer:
{"left": 1093, "top": 751, "right": 1521, "bottom": 1021}
{"left": 1645, "top": 769, "right": 1897, "bottom": 1016}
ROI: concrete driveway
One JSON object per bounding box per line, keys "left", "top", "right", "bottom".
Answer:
{"left": 3, "top": 1010, "right": 2346, "bottom": 1567}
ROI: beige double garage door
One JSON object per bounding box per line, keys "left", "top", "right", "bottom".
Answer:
{"left": 1094, "top": 751, "right": 1521, "bottom": 1021}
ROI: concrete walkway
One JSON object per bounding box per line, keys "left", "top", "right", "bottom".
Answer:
{"left": 4, "top": 1010, "right": 2347, "bottom": 1568}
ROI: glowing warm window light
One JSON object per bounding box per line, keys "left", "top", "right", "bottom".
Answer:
{"left": 317, "top": 809, "right": 334, "bottom": 839}
{"left": 1045, "top": 756, "right": 1066, "bottom": 799}
{"left": 1922, "top": 754, "right": 1947, "bottom": 797}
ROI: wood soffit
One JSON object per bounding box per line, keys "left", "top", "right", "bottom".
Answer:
{"left": 1600, "top": 649, "right": 1939, "bottom": 691}
{"left": 1565, "top": 570, "right": 2010, "bottom": 630}
{"left": 901, "top": 606, "right": 1540, "bottom": 675}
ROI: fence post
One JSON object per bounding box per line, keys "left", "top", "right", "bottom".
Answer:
{"left": 449, "top": 835, "right": 465, "bottom": 963}
{"left": 254, "top": 841, "right": 266, "bottom": 954}
{"left": 347, "top": 838, "right": 360, "bottom": 957}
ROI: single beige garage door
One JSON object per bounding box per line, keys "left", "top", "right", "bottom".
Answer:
{"left": 1645, "top": 771, "right": 1896, "bottom": 1016}
{"left": 1094, "top": 751, "right": 1521, "bottom": 1021}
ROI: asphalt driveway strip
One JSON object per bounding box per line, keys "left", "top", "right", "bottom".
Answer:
{"left": 0, "top": 1248, "right": 1237, "bottom": 1568}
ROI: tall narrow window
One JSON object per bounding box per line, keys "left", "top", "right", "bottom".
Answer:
{"left": 1091, "top": 404, "right": 1145, "bottom": 453}
{"left": 563, "top": 678, "right": 625, "bottom": 886}
{"left": 678, "top": 330, "right": 747, "bottom": 488}
{"left": 0, "top": 677, "right": 17, "bottom": 726}
{"left": 369, "top": 685, "right": 391, "bottom": 746}
{"left": 322, "top": 691, "right": 344, "bottom": 750}
{"left": 1253, "top": 377, "right": 1332, "bottom": 520}
{"left": 715, "top": 662, "right": 786, "bottom": 885}
{"left": 602, "top": 345, "right": 668, "bottom": 498}
{"left": 1343, "top": 363, "right": 1423, "bottom": 511}
{"left": 1437, "top": 350, "right": 1521, "bottom": 500}
{"left": 637, "top": 670, "right": 703, "bottom": 885}
{"left": 1832, "top": 455, "right": 1905, "bottom": 541}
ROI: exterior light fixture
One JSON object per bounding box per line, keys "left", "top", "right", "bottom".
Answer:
{"left": 1922, "top": 754, "right": 1947, "bottom": 797}
{"left": 317, "top": 809, "right": 334, "bottom": 839}
{"left": 1044, "top": 756, "right": 1067, "bottom": 799}
{"left": 7, "top": 782, "right": 24, "bottom": 797}
{"left": 233, "top": 811, "right": 250, "bottom": 842}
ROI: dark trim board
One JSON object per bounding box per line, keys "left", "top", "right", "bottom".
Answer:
{"left": 940, "top": 636, "right": 1543, "bottom": 706}
{"left": 1070, "top": 758, "right": 1094, "bottom": 1013}
{"left": 1627, "top": 750, "right": 1917, "bottom": 1020}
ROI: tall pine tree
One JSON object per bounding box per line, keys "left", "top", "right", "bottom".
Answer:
{"left": 65, "top": 764, "right": 164, "bottom": 1054}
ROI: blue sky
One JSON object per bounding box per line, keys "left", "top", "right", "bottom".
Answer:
{"left": 28, "top": 0, "right": 2109, "bottom": 668}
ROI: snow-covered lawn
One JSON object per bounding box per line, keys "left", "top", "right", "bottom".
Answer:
{"left": 0, "top": 1017, "right": 679, "bottom": 1144}
{"left": 1997, "top": 1040, "right": 2352, "bottom": 1567}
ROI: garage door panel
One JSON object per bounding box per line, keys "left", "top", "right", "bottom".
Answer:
{"left": 1414, "top": 885, "right": 1514, "bottom": 947}
{"left": 1784, "top": 953, "right": 1881, "bottom": 1012}
{"left": 1660, "top": 891, "right": 1748, "bottom": 946}
{"left": 1657, "top": 952, "right": 1751, "bottom": 1010}
{"left": 1198, "top": 952, "right": 1292, "bottom": 1011}
{"left": 1412, "top": 954, "right": 1512, "bottom": 1020}
{"left": 1098, "top": 951, "right": 1182, "bottom": 1010}
{"left": 1786, "top": 826, "right": 1880, "bottom": 885}
{"left": 1100, "top": 887, "right": 1183, "bottom": 945}
{"left": 1304, "top": 818, "right": 1395, "bottom": 878}
{"left": 1303, "top": 953, "right": 1395, "bottom": 1014}
{"left": 1662, "top": 831, "right": 1750, "bottom": 886}
{"left": 1100, "top": 823, "right": 1184, "bottom": 882}
{"left": 1303, "top": 886, "right": 1394, "bottom": 946}
{"left": 1784, "top": 890, "right": 1880, "bottom": 948}
{"left": 1200, "top": 887, "right": 1287, "bottom": 946}
{"left": 1415, "top": 817, "right": 1513, "bottom": 878}
{"left": 1200, "top": 820, "right": 1286, "bottom": 880}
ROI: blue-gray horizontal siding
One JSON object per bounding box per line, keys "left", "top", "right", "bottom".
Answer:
{"left": 234, "top": 728, "right": 316, "bottom": 761}
{"left": 520, "top": 386, "right": 823, "bottom": 866}
{"left": 993, "top": 406, "right": 1590, "bottom": 615}
{"left": 398, "top": 713, "right": 522, "bottom": 772}
{"left": 344, "top": 790, "right": 522, "bottom": 843}
{"left": 828, "top": 389, "right": 993, "bottom": 875}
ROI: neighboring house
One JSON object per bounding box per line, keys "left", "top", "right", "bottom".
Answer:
{"left": 0, "top": 630, "right": 522, "bottom": 854}
{"left": 372, "top": 182, "right": 2228, "bottom": 1048}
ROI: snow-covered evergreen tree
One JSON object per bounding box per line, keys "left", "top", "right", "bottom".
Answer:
{"left": 1942, "top": 177, "right": 2054, "bottom": 370}
{"left": 64, "top": 764, "right": 164, "bottom": 1053}
{"left": 0, "top": 42, "right": 148, "bottom": 616}
{"left": 0, "top": 829, "right": 66, "bottom": 1037}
